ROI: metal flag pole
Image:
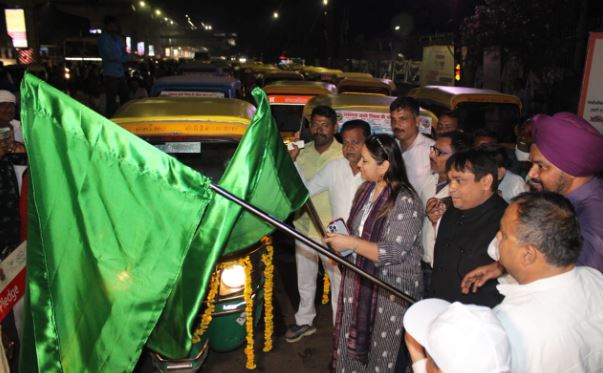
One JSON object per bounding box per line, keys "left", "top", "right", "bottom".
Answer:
{"left": 209, "top": 183, "right": 416, "bottom": 304}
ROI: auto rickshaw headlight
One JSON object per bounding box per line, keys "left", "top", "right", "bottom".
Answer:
{"left": 219, "top": 264, "right": 245, "bottom": 296}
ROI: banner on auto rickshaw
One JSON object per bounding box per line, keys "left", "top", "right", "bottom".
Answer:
{"left": 0, "top": 241, "right": 25, "bottom": 322}
{"left": 335, "top": 110, "right": 433, "bottom": 136}
{"left": 579, "top": 32, "right": 603, "bottom": 134}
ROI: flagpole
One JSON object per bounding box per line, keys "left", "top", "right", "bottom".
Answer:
{"left": 209, "top": 183, "right": 416, "bottom": 304}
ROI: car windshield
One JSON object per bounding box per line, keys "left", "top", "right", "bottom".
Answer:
{"left": 148, "top": 139, "right": 239, "bottom": 182}
{"left": 456, "top": 102, "right": 520, "bottom": 143}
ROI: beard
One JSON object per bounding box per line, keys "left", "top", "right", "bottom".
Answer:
{"left": 553, "top": 173, "right": 570, "bottom": 194}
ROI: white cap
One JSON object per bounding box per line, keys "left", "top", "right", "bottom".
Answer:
{"left": 0, "top": 90, "right": 15, "bottom": 104}
{"left": 403, "top": 299, "right": 511, "bottom": 373}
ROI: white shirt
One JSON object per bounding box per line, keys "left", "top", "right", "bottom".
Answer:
{"left": 494, "top": 267, "right": 603, "bottom": 373}
{"left": 498, "top": 171, "right": 528, "bottom": 202}
{"left": 401, "top": 134, "right": 434, "bottom": 194}
{"left": 418, "top": 173, "right": 449, "bottom": 265}
{"left": 10, "top": 119, "right": 22, "bottom": 143}
{"left": 304, "top": 157, "right": 364, "bottom": 221}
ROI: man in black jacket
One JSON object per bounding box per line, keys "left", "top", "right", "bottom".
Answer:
{"left": 429, "top": 148, "right": 506, "bottom": 307}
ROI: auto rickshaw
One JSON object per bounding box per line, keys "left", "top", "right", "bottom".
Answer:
{"left": 340, "top": 72, "right": 373, "bottom": 80}
{"left": 264, "top": 80, "right": 337, "bottom": 141}
{"left": 303, "top": 93, "right": 437, "bottom": 137}
{"left": 150, "top": 75, "right": 242, "bottom": 98}
{"left": 258, "top": 70, "right": 304, "bottom": 87}
{"left": 113, "top": 97, "right": 271, "bottom": 372}
{"left": 337, "top": 77, "right": 396, "bottom": 96}
{"left": 301, "top": 66, "right": 344, "bottom": 84}
{"left": 407, "top": 85, "right": 522, "bottom": 143}
{"left": 177, "top": 61, "right": 233, "bottom": 76}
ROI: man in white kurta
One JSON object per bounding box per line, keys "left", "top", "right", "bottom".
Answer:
{"left": 296, "top": 120, "right": 369, "bottom": 328}
{"left": 418, "top": 131, "right": 471, "bottom": 269}
{"left": 389, "top": 97, "right": 434, "bottom": 193}
{"left": 493, "top": 193, "right": 603, "bottom": 372}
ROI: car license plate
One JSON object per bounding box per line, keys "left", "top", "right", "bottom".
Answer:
{"left": 155, "top": 142, "right": 201, "bottom": 153}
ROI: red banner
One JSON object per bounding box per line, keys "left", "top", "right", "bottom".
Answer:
{"left": 0, "top": 242, "right": 26, "bottom": 322}
{"left": 268, "top": 95, "right": 312, "bottom": 105}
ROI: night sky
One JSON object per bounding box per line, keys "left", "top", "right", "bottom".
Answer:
{"left": 161, "top": 0, "right": 480, "bottom": 58}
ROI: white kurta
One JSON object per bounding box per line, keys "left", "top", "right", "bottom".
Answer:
{"left": 495, "top": 267, "right": 603, "bottom": 373}
{"left": 401, "top": 134, "right": 434, "bottom": 194}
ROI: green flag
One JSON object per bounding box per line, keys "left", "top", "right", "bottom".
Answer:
{"left": 147, "top": 87, "right": 308, "bottom": 357}
{"left": 19, "top": 74, "right": 213, "bottom": 372}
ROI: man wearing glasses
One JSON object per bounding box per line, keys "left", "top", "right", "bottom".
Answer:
{"left": 418, "top": 131, "right": 471, "bottom": 294}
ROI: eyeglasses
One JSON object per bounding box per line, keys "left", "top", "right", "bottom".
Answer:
{"left": 430, "top": 145, "right": 450, "bottom": 157}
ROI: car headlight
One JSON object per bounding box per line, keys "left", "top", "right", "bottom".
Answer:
{"left": 219, "top": 264, "right": 245, "bottom": 296}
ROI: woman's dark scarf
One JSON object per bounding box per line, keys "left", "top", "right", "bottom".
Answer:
{"left": 332, "top": 182, "right": 391, "bottom": 366}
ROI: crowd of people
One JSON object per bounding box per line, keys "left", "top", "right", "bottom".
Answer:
{"left": 0, "top": 18, "right": 602, "bottom": 370}
{"left": 285, "top": 98, "right": 603, "bottom": 372}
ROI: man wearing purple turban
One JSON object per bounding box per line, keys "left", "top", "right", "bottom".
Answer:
{"left": 527, "top": 112, "right": 603, "bottom": 271}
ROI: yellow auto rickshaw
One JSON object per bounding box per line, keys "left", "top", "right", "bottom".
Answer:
{"left": 264, "top": 80, "right": 337, "bottom": 141}
{"left": 337, "top": 77, "right": 396, "bottom": 96}
{"left": 407, "top": 85, "right": 522, "bottom": 143}
{"left": 112, "top": 97, "right": 273, "bottom": 371}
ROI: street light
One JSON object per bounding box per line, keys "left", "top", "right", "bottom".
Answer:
{"left": 273, "top": 11, "right": 279, "bottom": 19}
{"left": 139, "top": 1, "right": 146, "bottom": 8}
{"left": 155, "top": 9, "right": 161, "bottom": 16}
{"left": 394, "top": 25, "right": 401, "bottom": 31}
{"left": 164, "top": 17, "right": 168, "bottom": 22}
{"left": 322, "top": 0, "right": 328, "bottom": 5}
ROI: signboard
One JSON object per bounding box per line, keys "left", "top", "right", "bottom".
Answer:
{"left": 419, "top": 45, "right": 454, "bottom": 86}
{"left": 4, "top": 9, "right": 28, "bottom": 48}
{"left": 335, "top": 110, "right": 433, "bottom": 135}
{"left": 268, "top": 95, "right": 312, "bottom": 105}
{"left": 136, "top": 41, "right": 145, "bottom": 56}
{"left": 0, "top": 242, "right": 26, "bottom": 322}
{"left": 126, "top": 37, "right": 132, "bottom": 54}
{"left": 578, "top": 32, "right": 603, "bottom": 134}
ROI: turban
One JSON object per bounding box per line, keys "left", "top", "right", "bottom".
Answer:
{"left": 0, "top": 90, "right": 15, "bottom": 103}
{"left": 532, "top": 112, "right": 603, "bottom": 177}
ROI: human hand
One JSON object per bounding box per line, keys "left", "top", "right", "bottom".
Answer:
{"left": 426, "top": 197, "right": 447, "bottom": 225}
{"left": 460, "top": 262, "right": 504, "bottom": 294}
{"left": 323, "top": 232, "right": 357, "bottom": 254}
{"left": 404, "top": 332, "right": 426, "bottom": 363}
{"left": 288, "top": 144, "right": 300, "bottom": 162}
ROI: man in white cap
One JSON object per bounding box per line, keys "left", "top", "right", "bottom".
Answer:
{"left": 0, "top": 90, "right": 22, "bottom": 146}
{"left": 403, "top": 298, "right": 511, "bottom": 373}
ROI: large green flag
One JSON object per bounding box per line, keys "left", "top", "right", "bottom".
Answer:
{"left": 19, "top": 74, "right": 213, "bottom": 372}
{"left": 20, "top": 75, "right": 308, "bottom": 370}
{"left": 147, "top": 87, "right": 308, "bottom": 357}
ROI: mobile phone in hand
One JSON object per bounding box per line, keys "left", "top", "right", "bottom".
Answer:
{"left": 327, "top": 218, "right": 354, "bottom": 257}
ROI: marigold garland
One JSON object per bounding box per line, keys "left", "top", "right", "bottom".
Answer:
{"left": 260, "top": 237, "right": 274, "bottom": 352}
{"left": 240, "top": 256, "right": 256, "bottom": 369}
{"left": 191, "top": 270, "right": 220, "bottom": 344}
{"left": 322, "top": 272, "right": 330, "bottom": 305}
